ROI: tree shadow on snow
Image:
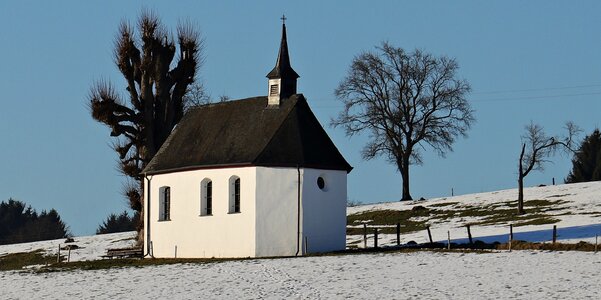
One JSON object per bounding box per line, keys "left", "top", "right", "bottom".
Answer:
{"left": 446, "top": 223, "right": 601, "bottom": 244}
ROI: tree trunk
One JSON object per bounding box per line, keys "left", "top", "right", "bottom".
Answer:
{"left": 517, "top": 174, "right": 525, "bottom": 215}
{"left": 517, "top": 143, "right": 526, "bottom": 215}
{"left": 400, "top": 155, "right": 412, "bottom": 201}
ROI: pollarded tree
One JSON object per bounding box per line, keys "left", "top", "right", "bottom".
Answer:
{"left": 565, "top": 129, "right": 601, "bottom": 183}
{"left": 89, "top": 11, "right": 204, "bottom": 239}
{"left": 332, "top": 42, "right": 474, "bottom": 200}
{"left": 517, "top": 122, "right": 579, "bottom": 214}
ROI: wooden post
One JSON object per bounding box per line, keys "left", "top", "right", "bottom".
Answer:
{"left": 396, "top": 223, "right": 400, "bottom": 246}
{"left": 552, "top": 177, "right": 555, "bottom": 185}
{"left": 304, "top": 236, "right": 308, "bottom": 254}
{"left": 175, "top": 245, "right": 178, "bottom": 258}
{"left": 552, "top": 225, "right": 557, "bottom": 244}
{"left": 363, "top": 223, "right": 367, "bottom": 248}
{"left": 67, "top": 247, "right": 71, "bottom": 263}
{"left": 374, "top": 228, "right": 378, "bottom": 249}
{"left": 451, "top": 188, "right": 454, "bottom": 196}
{"left": 447, "top": 231, "right": 451, "bottom": 250}
{"left": 427, "top": 226, "right": 433, "bottom": 244}
{"left": 57, "top": 244, "right": 61, "bottom": 263}
{"left": 509, "top": 224, "right": 513, "bottom": 252}
{"left": 467, "top": 225, "right": 473, "bottom": 245}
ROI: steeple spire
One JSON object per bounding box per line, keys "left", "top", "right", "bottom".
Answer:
{"left": 267, "top": 16, "right": 299, "bottom": 106}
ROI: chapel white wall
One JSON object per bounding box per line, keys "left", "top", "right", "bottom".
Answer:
{"left": 144, "top": 167, "right": 256, "bottom": 258}
{"left": 254, "top": 167, "right": 300, "bottom": 257}
{"left": 301, "top": 169, "right": 347, "bottom": 253}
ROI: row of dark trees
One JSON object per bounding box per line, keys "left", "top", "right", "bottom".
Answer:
{"left": 96, "top": 211, "right": 139, "bottom": 234}
{"left": 0, "top": 199, "right": 70, "bottom": 245}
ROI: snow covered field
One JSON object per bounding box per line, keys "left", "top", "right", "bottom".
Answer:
{"left": 1, "top": 250, "right": 600, "bottom": 299}
{"left": 0, "top": 231, "right": 136, "bottom": 262}
{"left": 348, "top": 181, "right": 601, "bottom": 247}
{"left": 1, "top": 182, "right": 601, "bottom": 299}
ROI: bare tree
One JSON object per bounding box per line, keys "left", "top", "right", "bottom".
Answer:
{"left": 517, "top": 122, "right": 579, "bottom": 214}
{"left": 89, "top": 11, "right": 204, "bottom": 240}
{"left": 332, "top": 42, "right": 474, "bottom": 200}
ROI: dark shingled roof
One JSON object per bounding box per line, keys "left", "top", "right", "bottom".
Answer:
{"left": 143, "top": 94, "right": 352, "bottom": 174}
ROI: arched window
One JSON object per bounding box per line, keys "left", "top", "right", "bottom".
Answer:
{"left": 159, "top": 186, "right": 171, "bottom": 221}
{"left": 200, "top": 179, "right": 212, "bottom": 216}
{"left": 229, "top": 176, "right": 241, "bottom": 213}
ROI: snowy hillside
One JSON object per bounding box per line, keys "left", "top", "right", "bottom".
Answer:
{"left": 0, "top": 231, "right": 136, "bottom": 263}
{"left": 1, "top": 183, "right": 601, "bottom": 298}
{"left": 347, "top": 181, "right": 601, "bottom": 247}
{"left": 1, "top": 182, "right": 599, "bottom": 264}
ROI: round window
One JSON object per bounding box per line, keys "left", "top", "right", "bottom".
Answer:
{"left": 317, "top": 177, "right": 325, "bottom": 190}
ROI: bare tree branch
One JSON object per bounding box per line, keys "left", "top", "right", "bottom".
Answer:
{"left": 517, "top": 121, "right": 580, "bottom": 214}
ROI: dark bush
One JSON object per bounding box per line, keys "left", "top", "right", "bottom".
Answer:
{"left": 96, "top": 211, "right": 139, "bottom": 234}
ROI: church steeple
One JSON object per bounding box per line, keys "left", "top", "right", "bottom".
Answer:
{"left": 267, "top": 15, "right": 299, "bottom": 106}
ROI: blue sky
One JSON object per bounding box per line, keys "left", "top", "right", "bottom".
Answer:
{"left": 1, "top": 1, "right": 600, "bottom": 235}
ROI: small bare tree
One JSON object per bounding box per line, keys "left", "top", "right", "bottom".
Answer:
{"left": 332, "top": 42, "right": 474, "bottom": 200}
{"left": 517, "top": 122, "right": 579, "bottom": 214}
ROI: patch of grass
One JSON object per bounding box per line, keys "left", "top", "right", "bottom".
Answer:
{"left": 497, "top": 240, "right": 598, "bottom": 251}
{"left": 347, "top": 209, "right": 432, "bottom": 234}
{"left": 513, "top": 216, "right": 560, "bottom": 227}
{"left": 0, "top": 250, "right": 59, "bottom": 271}
{"left": 40, "top": 258, "right": 218, "bottom": 272}
{"left": 547, "top": 194, "right": 571, "bottom": 198}
{"left": 523, "top": 199, "right": 567, "bottom": 207}
{"left": 427, "top": 202, "right": 459, "bottom": 208}
{"left": 348, "top": 198, "right": 571, "bottom": 233}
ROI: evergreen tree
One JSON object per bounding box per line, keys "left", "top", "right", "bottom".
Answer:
{"left": 96, "top": 211, "right": 139, "bottom": 234}
{"left": 565, "top": 129, "right": 601, "bottom": 183}
{"left": 0, "top": 199, "right": 70, "bottom": 245}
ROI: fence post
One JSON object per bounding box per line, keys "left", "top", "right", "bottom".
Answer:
{"left": 509, "top": 224, "right": 513, "bottom": 252}
{"left": 67, "top": 247, "right": 71, "bottom": 263}
{"left": 466, "top": 225, "right": 473, "bottom": 245}
{"left": 396, "top": 223, "right": 400, "bottom": 246}
{"left": 363, "top": 223, "right": 367, "bottom": 248}
{"left": 57, "top": 244, "right": 61, "bottom": 263}
{"left": 447, "top": 231, "right": 451, "bottom": 250}
{"left": 304, "top": 236, "right": 308, "bottom": 254}
{"left": 552, "top": 225, "right": 557, "bottom": 244}
{"left": 374, "top": 228, "right": 378, "bottom": 249}
{"left": 427, "top": 226, "right": 433, "bottom": 244}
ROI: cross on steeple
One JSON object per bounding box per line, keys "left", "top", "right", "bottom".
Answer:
{"left": 281, "top": 14, "right": 287, "bottom": 24}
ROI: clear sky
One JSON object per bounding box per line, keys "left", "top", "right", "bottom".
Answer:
{"left": 1, "top": 1, "right": 600, "bottom": 235}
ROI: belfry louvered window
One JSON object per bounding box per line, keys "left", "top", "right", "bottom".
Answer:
{"left": 270, "top": 84, "right": 279, "bottom": 96}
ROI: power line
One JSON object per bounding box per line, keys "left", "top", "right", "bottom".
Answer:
{"left": 472, "top": 83, "right": 601, "bottom": 95}
{"left": 472, "top": 91, "right": 601, "bottom": 103}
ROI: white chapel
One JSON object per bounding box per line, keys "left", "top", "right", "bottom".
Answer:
{"left": 142, "top": 21, "right": 352, "bottom": 258}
